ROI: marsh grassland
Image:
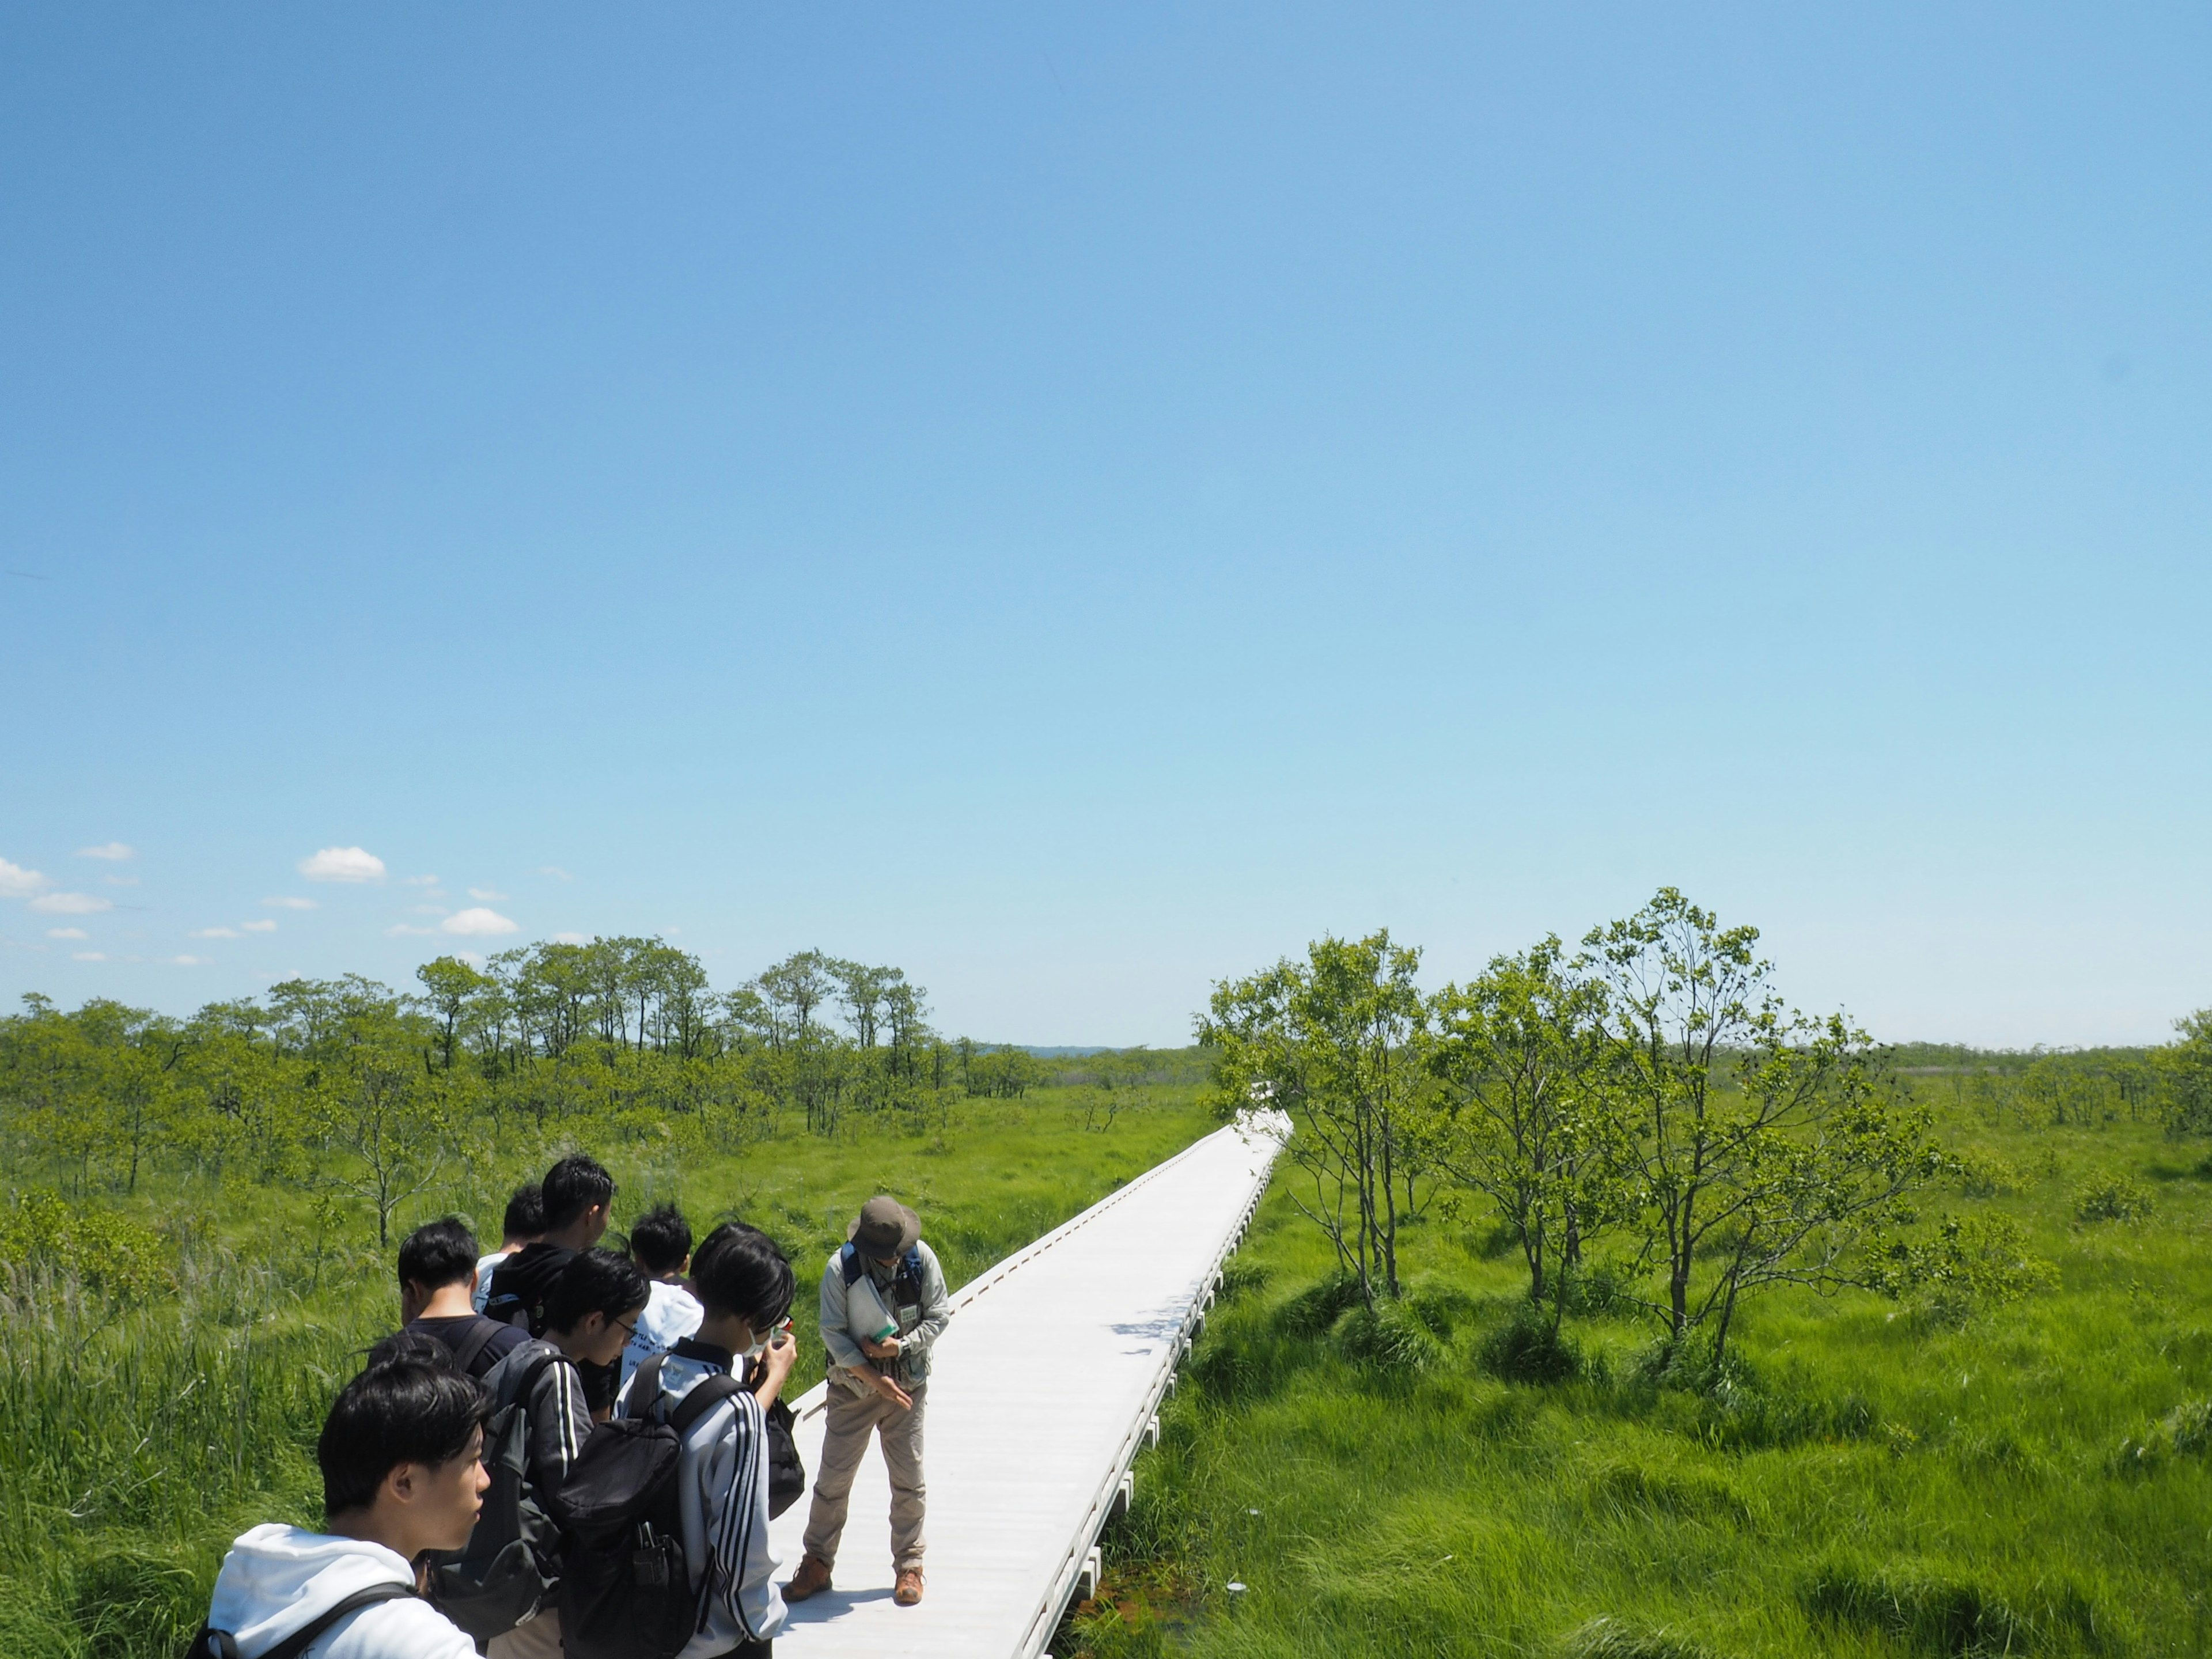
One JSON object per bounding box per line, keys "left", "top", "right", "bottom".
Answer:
{"left": 1085, "top": 1104, "right": 2212, "bottom": 1658}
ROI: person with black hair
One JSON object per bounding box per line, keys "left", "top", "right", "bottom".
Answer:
{"left": 479, "top": 1247, "right": 650, "bottom": 1659}
{"left": 474, "top": 1183, "right": 545, "bottom": 1314}
{"left": 614, "top": 1222, "right": 798, "bottom": 1659}
{"left": 393, "top": 1217, "right": 529, "bottom": 1380}
{"left": 198, "top": 1358, "right": 489, "bottom": 1659}
{"left": 486, "top": 1154, "right": 623, "bottom": 1415}
{"left": 620, "top": 1202, "right": 704, "bottom": 1389}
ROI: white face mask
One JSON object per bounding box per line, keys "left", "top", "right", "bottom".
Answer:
{"left": 741, "top": 1333, "right": 766, "bottom": 1361}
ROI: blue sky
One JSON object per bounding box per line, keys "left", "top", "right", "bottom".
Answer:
{"left": 3, "top": 5, "right": 2207, "bottom": 1047}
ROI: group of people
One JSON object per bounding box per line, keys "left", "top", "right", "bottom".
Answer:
{"left": 192, "top": 1154, "right": 955, "bottom": 1659}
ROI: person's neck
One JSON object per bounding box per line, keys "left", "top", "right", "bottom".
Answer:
{"left": 328, "top": 1506, "right": 429, "bottom": 1570}
{"left": 694, "top": 1310, "right": 752, "bottom": 1354}
{"left": 544, "top": 1220, "right": 596, "bottom": 1251}
{"left": 417, "top": 1283, "right": 476, "bottom": 1320}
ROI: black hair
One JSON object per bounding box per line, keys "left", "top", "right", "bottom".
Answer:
{"left": 363, "top": 1325, "right": 458, "bottom": 1371}
{"left": 397, "top": 1217, "right": 480, "bottom": 1291}
{"left": 319, "top": 1357, "right": 489, "bottom": 1519}
{"left": 691, "top": 1222, "right": 795, "bottom": 1330}
{"left": 541, "top": 1246, "right": 649, "bottom": 1334}
{"left": 502, "top": 1183, "right": 546, "bottom": 1242}
{"left": 541, "top": 1154, "right": 616, "bottom": 1232}
{"left": 628, "top": 1203, "right": 692, "bottom": 1275}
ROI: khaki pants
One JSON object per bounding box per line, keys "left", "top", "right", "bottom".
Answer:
{"left": 488, "top": 1607, "right": 562, "bottom": 1659}
{"left": 802, "top": 1380, "right": 927, "bottom": 1573}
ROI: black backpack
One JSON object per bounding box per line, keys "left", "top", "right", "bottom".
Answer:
{"left": 183, "top": 1584, "right": 414, "bottom": 1659}
{"left": 427, "top": 1340, "right": 566, "bottom": 1644}
{"left": 551, "top": 1356, "right": 748, "bottom": 1659}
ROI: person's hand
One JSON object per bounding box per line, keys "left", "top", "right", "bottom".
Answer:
{"left": 858, "top": 1367, "right": 914, "bottom": 1411}
{"left": 761, "top": 1330, "right": 797, "bottom": 1385}
{"left": 859, "top": 1334, "right": 903, "bottom": 1360}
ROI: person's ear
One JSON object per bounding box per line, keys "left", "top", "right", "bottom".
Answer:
{"left": 467, "top": 1267, "right": 479, "bottom": 1294}
{"left": 385, "top": 1461, "right": 419, "bottom": 1508}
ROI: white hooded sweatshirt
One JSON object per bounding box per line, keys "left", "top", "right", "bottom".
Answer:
{"left": 205, "top": 1524, "right": 478, "bottom": 1659}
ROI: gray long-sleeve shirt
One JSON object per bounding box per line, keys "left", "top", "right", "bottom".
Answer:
{"left": 818, "top": 1240, "right": 952, "bottom": 1390}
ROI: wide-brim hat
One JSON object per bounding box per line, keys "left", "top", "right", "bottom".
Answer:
{"left": 848, "top": 1194, "right": 920, "bottom": 1256}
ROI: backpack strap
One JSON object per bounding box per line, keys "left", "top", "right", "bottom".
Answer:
{"left": 667, "top": 1372, "right": 746, "bottom": 1438}
{"left": 900, "top": 1246, "right": 926, "bottom": 1302}
{"left": 839, "top": 1242, "right": 863, "bottom": 1286}
{"left": 215, "top": 1582, "right": 414, "bottom": 1659}
{"left": 497, "top": 1344, "right": 565, "bottom": 1413}
{"left": 626, "top": 1352, "right": 668, "bottom": 1421}
{"left": 449, "top": 1317, "right": 502, "bottom": 1378}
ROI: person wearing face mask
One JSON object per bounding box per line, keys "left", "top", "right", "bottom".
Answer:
{"left": 616, "top": 1221, "right": 799, "bottom": 1659}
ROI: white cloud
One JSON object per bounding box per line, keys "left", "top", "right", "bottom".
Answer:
{"left": 263, "top": 896, "right": 317, "bottom": 910}
{"left": 298, "top": 846, "right": 387, "bottom": 882}
{"left": 468, "top": 887, "right": 509, "bottom": 901}
{"left": 168, "top": 955, "right": 211, "bottom": 967}
{"left": 442, "top": 907, "right": 519, "bottom": 937}
{"left": 71, "top": 950, "right": 106, "bottom": 962}
{"left": 103, "top": 874, "right": 139, "bottom": 886}
{"left": 46, "top": 927, "right": 89, "bottom": 940}
{"left": 31, "top": 892, "right": 112, "bottom": 915}
{"left": 402, "top": 874, "right": 441, "bottom": 887}
{"left": 540, "top": 866, "right": 574, "bottom": 881}
{"left": 76, "top": 842, "right": 134, "bottom": 861}
{"left": 385, "top": 923, "right": 440, "bottom": 937}
{"left": 554, "top": 931, "right": 589, "bottom": 945}
{"left": 242, "top": 919, "right": 278, "bottom": 933}
{"left": 191, "top": 927, "right": 241, "bottom": 940}
{"left": 0, "top": 857, "right": 51, "bottom": 899}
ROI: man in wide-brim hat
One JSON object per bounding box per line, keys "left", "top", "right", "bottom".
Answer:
{"left": 782, "top": 1194, "right": 952, "bottom": 1609}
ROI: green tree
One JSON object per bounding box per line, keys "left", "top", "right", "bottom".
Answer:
{"left": 1426, "top": 937, "right": 1619, "bottom": 1310}
{"left": 414, "top": 955, "right": 493, "bottom": 1071}
{"left": 1201, "top": 930, "right": 1426, "bottom": 1305}
{"left": 1583, "top": 889, "right": 1942, "bottom": 1365}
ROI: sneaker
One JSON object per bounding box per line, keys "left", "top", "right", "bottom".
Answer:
{"left": 895, "top": 1569, "right": 925, "bottom": 1607}
{"left": 784, "top": 1555, "right": 834, "bottom": 1602}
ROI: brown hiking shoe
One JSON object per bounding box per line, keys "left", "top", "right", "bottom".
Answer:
{"left": 783, "top": 1555, "right": 834, "bottom": 1602}
{"left": 895, "top": 1569, "right": 925, "bottom": 1607}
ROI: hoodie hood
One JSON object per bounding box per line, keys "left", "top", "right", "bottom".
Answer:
{"left": 206, "top": 1525, "right": 414, "bottom": 1658}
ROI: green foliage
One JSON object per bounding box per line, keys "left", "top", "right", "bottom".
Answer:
{"left": 1115, "top": 1080, "right": 2209, "bottom": 1658}
{"left": 0, "top": 994, "right": 1219, "bottom": 1658}
{"left": 2073, "top": 1174, "right": 2154, "bottom": 1225}
{"left": 1864, "top": 1213, "right": 2058, "bottom": 1324}
{"left": 1480, "top": 1299, "right": 1584, "bottom": 1384}
{"left": 1200, "top": 930, "right": 1427, "bottom": 1304}
{"left": 0, "top": 1192, "right": 171, "bottom": 1303}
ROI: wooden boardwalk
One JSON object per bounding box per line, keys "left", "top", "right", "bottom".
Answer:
{"left": 767, "top": 1110, "right": 1288, "bottom": 1659}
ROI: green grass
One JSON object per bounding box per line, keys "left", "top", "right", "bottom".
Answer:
{"left": 0, "top": 1085, "right": 1218, "bottom": 1657}
{"left": 1083, "top": 1109, "right": 2212, "bottom": 1658}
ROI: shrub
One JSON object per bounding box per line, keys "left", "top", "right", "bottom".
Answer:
{"left": 0, "top": 1191, "right": 171, "bottom": 1304}
{"left": 1560, "top": 1618, "right": 1715, "bottom": 1659}
{"left": 1802, "top": 1559, "right": 2025, "bottom": 1656}
{"left": 1332, "top": 1298, "right": 1446, "bottom": 1373}
{"left": 1274, "top": 1272, "right": 1368, "bottom": 1339}
{"left": 2118, "top": 1399, "right": 2212, "bottom": 1472}
{"left": 1950, "top": 1149, "right": 2024, "bottom": 1199}
{"left": 1480, "top": 1301, "right": 1582, "bottom": 1384}
{"left": 2072, "top": 1175, "right": 2154, "bottom": 1225}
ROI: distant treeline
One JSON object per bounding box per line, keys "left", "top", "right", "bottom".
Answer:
{"left": 0, "top": 937, "right": 1191, "bottom": 1240}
